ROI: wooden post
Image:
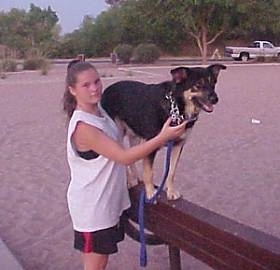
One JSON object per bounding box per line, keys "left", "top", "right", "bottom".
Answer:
{"left": 168, "top": 245, "right": 182, "bottom": 270}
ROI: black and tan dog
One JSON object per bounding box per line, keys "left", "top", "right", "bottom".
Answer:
{"left": 101, "top": 64, "right": 226, "bottom": 200}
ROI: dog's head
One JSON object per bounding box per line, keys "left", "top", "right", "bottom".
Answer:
{"left": 170, "top": 64, "right": 226, "bottom": 120}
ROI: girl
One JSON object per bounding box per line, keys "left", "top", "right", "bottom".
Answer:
{"left": 63, "top": 61, "right": 187, "bottom": 270}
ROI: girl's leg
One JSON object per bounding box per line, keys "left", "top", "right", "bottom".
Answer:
{"left": 82, "top": 253, "right": 109, "bottom": 270}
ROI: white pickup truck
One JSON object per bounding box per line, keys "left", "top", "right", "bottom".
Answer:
{"left": 224, "top": 40, "right": 280, "bottom": 61}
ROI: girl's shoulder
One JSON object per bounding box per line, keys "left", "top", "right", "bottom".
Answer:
{"left": 71, "top": 110, "right": 107, "bottom": 128}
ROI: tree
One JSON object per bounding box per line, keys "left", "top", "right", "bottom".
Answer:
{"left": 96, "top": 0, "right": 187, "bottom": 54}
{"left": 25, "top": 4, "right": 58, "bottom": 55}
{"left": 105, "top": 0, "right": 123, "bottom": 6}
{"left": 60, "top": 0, "right": 280, "bottom": 59}
{"left": 78, "top": 9, "right": 123, "bottom": 56}
{"left": 228, "top": 0, "right": 280, "bottom": 42}
{"left": 0, "top": 9, "right": 29, "bottom": 56}
{"left": 130, "top": 0, "right": 189, "bottom": 53}
{"left": 155, "top": 0, "right": 233, "bottom": 63}
{"left": 0, "top": 4, "right": 59, "bottom": 57}
{"left": 156, "top": 0, "right": 280, "bottom": 62}
{"left": 102, "top": 0, "right": 233, "bottom": 61}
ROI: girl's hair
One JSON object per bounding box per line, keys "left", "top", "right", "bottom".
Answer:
{"left": 63, "top": 61, "right": 97, "bottom": 119}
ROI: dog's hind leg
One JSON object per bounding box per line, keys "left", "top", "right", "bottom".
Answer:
{"left": 126, "top": 163, "right": 140, "bottom": 188}
{"left": 166, "top": 140, "right": 185, "bottom": 200}
{"left": 143, "top": 151, "right": 157, "bottom": 200}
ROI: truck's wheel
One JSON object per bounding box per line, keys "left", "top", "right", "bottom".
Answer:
{"left": 277, "top": 53, "right": 280, "bottom": 62}
{"left": 240, "top": 53, "right": 249, "bottom": 62}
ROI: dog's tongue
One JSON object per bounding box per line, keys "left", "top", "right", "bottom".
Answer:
{"left": 202, "top": 103, "right": 214, "bottom": 112}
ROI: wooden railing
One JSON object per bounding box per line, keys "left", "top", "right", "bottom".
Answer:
{"left": 123, "top": 184, "right": 280, "bottom": 270}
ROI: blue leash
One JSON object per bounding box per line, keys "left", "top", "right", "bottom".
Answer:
{"left": 138, "top": 140, "right": 174, "bottom": 267}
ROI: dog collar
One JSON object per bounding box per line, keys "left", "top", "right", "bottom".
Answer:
{"left": 165, "top": 91, "right": 185, "bottom": 126}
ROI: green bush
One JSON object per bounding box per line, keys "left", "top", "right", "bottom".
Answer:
{"left": 1, "top": 58, "right": 17, "bottom": 72}
{"left": 114, "top": 44, "right": 133, "bottom": 64}
{"left": 23, "top": 57, "right": 43, "bottom": 70}
{"left": 23, "top": 57, "right": 50, "bottom": 71}
{"left": 133, "top": 43, "right": 160, "bottom": 64}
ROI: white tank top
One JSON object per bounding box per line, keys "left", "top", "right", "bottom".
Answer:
{"left": 66, "top": 106, "right": 130, "bottom": 232}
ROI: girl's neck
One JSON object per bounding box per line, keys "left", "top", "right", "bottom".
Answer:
{"left": 77, "top": 104, "right": 101, "bottom": 116}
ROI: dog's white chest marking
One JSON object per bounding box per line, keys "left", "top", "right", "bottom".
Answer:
{"left": 183, "top": 89, "right": 201, "bottom": 119}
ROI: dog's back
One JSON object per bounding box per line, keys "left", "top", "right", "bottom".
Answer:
{"left": 102, "top": 80, "right": 170, "bottom": 139}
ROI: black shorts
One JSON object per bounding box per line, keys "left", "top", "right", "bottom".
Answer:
{"left": 74, "top": 222, "right": 125, "bottom": 255}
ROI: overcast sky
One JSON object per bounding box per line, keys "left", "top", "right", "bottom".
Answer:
{"left": 1, "top": 0, "right": 109, "bottom": 34}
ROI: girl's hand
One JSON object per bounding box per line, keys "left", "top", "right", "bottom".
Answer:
{"left": 158, "top": 118, "right": 187, "bottom": 142}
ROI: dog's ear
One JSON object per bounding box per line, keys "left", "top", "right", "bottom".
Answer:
{"left": 208, "top": 64, "right": 227, "bottom": 80}
{"left": 170, "top": 67, "right": 191, "bottom": 83}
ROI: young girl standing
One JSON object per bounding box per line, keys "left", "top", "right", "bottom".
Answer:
{"left": 63, "top": 61, "right": 187, "bottom": 270}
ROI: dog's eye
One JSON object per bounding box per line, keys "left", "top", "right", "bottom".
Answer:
{"left": 210, "top": 77, "right": 217, "bottom": 85}
{"left": 194, "top": 83, "right": 203, "bottom": 90}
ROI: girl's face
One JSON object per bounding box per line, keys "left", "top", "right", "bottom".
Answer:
{"left": 69, "top": 68, "right": 102, "bottom": 111}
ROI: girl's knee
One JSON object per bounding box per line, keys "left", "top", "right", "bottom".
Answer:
{"left": 82, "top": 253, "right": 109, "bottom": 270}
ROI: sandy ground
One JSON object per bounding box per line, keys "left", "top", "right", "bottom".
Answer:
{"left": 0, "top": 62, "right": 279, "bottom": 270}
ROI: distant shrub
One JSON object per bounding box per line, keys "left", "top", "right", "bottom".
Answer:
{"left": 133, "top": 43, "right": 160, "bottom": 64}
{"left": 255, "top": 56, "right": 265, "bottom": 62}
{"left": 1, "top": 58, "right": 17, "bottom": 72}
{"left": 114, "top": 44, "right": 133, "bottom": 64}
{"left": 23, "top": 57, "right": 50, "bottom": 73}
{"left": 23, "top": 57, "right": 43, "bottom": 70}
{"left": 256, "top": 56, "right": 278, "bottom": 63}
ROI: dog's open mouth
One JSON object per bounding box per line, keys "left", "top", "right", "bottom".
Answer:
{"left": 196, "top": 99, "right": 214, "bottom": 113}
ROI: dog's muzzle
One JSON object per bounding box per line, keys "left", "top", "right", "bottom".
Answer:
{"left": 209, "top": 94, "right": 218, "bottom": 104}
{"left": 195, "top": 92, "right": 218, "bottom": 113}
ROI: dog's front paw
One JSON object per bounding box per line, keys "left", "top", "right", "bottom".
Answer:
{"left": 167, "top": 188, "right": 181, "bottom": 200}
{"left": 145, "top": 185, "right": 157, "bottom": 201}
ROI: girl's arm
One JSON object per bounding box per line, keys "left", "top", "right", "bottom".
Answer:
{"left": 72, "top": 118, "right": 187, "bottom": 165}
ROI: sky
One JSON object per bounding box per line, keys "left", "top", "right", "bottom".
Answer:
{"left": 1, "top": 0, "right": 109, "bottom": 34}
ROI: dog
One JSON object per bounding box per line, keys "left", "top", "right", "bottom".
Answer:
{"left": 101, "top": 64, "right": 226, "bottom": 200}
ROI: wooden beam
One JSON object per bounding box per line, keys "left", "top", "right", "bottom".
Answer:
{"left": 125, "top": 184, "right": 280, "bottom": 270}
